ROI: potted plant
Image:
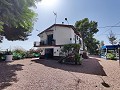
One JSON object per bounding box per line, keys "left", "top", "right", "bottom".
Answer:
{"left": 5, "top": 50, "right": 13, "bottom": 61}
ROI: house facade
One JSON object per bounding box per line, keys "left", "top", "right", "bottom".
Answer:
{"left": 34, "top": 24, "right": 83, "bottom": 59}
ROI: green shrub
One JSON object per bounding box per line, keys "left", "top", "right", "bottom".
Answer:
{"left": 61, "top": 44, "right": 80, "bottom": 56}
{"left": 60, "top": 44, "right": 82, "bottom": 65}
{"left": 12, "top": 49, "right": 26, "bottom": 60}
{"left": 75, "top": 53, "right": 82, "bottom": 65}
{"left": 25, "top": 49, "right": 40, "bottom": 58}
{"left": 25, "top": 51, "right": 34, "bottom": 58}
{"left": 107, "top": 53, "right": 116, "bottom": 60}
{"left": 0, "top": 53, "right": 6, "bottom": 61}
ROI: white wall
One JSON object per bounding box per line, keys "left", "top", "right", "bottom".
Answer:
{"left": 38, "top": 25, "right": 83, "bottom": 51}
{"left": 53, "top": 47, "right": 61, "bottom": 56}
{"left": 39, "top": 30, "right": 53, "bottom": 42}
{"left": 39, "top": 48, "right": 45, "bottom": 55}
{"left": 53, "top": 26, "right": 73, "bottom": 45}
{"left": 70, "top": 30, "right": 75, "bottom": 44}
{"left": 39, "top": 46, "right": 61, "bottom": 56}
{"left": 39, "top": 32, "right": 47, "bottom": 41}
{"left": 80, "top": 38, "right": 83, "bottom": 50}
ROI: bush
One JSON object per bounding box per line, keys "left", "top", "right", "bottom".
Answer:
{"left": 107, "top": 53, "right": 116, "bottom": 60}
{"left": 0, "top": 52, "right": 6, "bottom": 61}
{"left": 61, "top": 44, "right": 80, "bottom": 56}
{"left": 25, "top": 51, "right": 34, "bottom": 58}
{"left": 25, "top": 49, "right": 40, "bottom": 58}
{"left": 5, "top": 51, "right": 12, "bottom": 55}
{"left": 75, "top": 53, "right": 83, "bottom": 65}
{"left": 12, "top": 49, "right": 26, "bottom": 60}
{"left": 59, "top": 44, "right": 82, "bottom": 65}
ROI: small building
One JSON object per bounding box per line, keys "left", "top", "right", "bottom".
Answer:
{"left": 34, "top": 24, "right": 83, "bottom": 59}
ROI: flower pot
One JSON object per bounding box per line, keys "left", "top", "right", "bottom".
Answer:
{"left": 5, "top": 55, "right": 13, "bottom": 61}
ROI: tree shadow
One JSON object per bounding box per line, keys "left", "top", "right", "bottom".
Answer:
{"left": 0, "top": 62, "right": 24, "bottom": 90}
{"left": 31, "top": 57, "right": 107, "bottom": 76}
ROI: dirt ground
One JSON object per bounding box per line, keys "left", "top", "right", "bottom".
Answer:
{"left": 0, "top": 56, "right": 120, "bottom": 90}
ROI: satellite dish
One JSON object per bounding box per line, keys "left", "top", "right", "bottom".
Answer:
{"left": 65, "top": 18, "right": 69, "bottom": 25}
{"left": 65, "top": 18, "right": 67, "bottom": 21}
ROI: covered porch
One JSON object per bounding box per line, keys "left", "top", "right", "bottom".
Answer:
{"left": 101, "top": 45, "right": 120, "bottom": 60}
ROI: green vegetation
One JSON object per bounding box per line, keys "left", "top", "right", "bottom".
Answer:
{"left": 61, "top": 44, "right": 80, "bottom": 56}
{"left": 59, "top": 44, "right": 82, "bottom": 65}
{"left": 108, "top": 31, "right": 117, "bottom": 45}
{"left": 75, "top": 53, "right": 82, "bottom": 65}
{"left": 12, "top": 49, "right": 26, "bottom": 60}
{"left": 107, "top": 53, "right": 117, "bottom": 60}
{"left": 26, "top": 49, "right": 41, "bottom": 58}
{"left": 0, "top": 0, "right": 41, "bottom": 41}
{"left": 75, "top": 18, "right": 99, "bottom": 55}
{"left": 0, "top": 52, "right": 6, "bottom": 61}
{"left": 0, "top": 48, "right": 41, "bottom": 60}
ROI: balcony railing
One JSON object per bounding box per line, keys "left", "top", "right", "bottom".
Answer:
{"left": 34, "top": 41, "right": 41, "bottom": 47}
{"left": 34, "top": 40, "right": 56, "bottom": 47}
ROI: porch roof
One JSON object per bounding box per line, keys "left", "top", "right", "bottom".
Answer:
{"left": 101, "top": 45, "right": 120, "bottom": 50}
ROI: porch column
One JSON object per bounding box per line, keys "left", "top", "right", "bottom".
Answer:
{"left": 105, "top": 48, "right": 107, "bottom": 59}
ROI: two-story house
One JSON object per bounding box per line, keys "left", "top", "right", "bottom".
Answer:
{"left": 34, "top": 24, "right": 83, "bottom": 59}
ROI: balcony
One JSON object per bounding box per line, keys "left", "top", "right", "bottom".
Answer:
{"left": 34, "top": 41, "right": 41, "bottom": 47}
{"left": 34, "top": 40, "right": 56, "bottom": 47}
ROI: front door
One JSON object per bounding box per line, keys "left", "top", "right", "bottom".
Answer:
{"left": 45, "top": 48, "right": 53, "bottom": 59}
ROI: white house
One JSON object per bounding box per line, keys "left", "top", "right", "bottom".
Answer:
{"left": 34, "top": 24, "right": 83, "bottom": 59}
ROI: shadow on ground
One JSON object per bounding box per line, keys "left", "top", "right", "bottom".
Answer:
{"left": 0, "top": 62, "right": 24, "bottom": 90}
{"left": 31, "top": 57, "right": 107, "bottom": 76}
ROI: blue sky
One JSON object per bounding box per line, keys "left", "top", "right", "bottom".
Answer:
{"left": 1, "top": 0, "right": 120, "bottom": 50}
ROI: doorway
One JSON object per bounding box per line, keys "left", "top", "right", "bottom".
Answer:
{"left": 45, "top": 48, "right": 53, "bottom": 59}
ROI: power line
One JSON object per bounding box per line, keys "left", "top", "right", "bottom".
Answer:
{"left": 97, "top": 21, "right": 120, "bottom": 37}
{"left": 101, "top": 34, "right": 120, "bottom": 35}
{"left": 98, "top": 26, "right": 120, "bottom": 28}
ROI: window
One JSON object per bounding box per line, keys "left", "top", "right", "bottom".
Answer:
{"left": 79, "top": 38, "right": 81, "bottom": 44}
{"left": 77, "top": 36, "right": 78, "bottom": 40}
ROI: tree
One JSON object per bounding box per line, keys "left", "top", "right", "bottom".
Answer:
{"left": 0, "top": 0, "right": 41, "bottom": 41}
{"left": 88, "top": 38, "right": 100, "bottom": 55}
{"left": 61, "top": 44, "right": 80, "bottom": 56}
{"left": 100, "top": 41, "right": 104, "bottom": 47}
{"left": 59, "top": 44, "right": 82, "bottom": 65}
{"left": 108, "top": 31, "right": 117, "bottom": 45}
{"left": 75, "top": 18, "right": 99, "bottom": 53}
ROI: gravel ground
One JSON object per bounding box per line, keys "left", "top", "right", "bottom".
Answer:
{"left": 0, "top": 56, "right": 120, "bottom": 90}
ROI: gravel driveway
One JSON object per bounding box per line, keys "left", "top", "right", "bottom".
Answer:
{"left": 0, "top": 56, "right": 120, "bottom": 90}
